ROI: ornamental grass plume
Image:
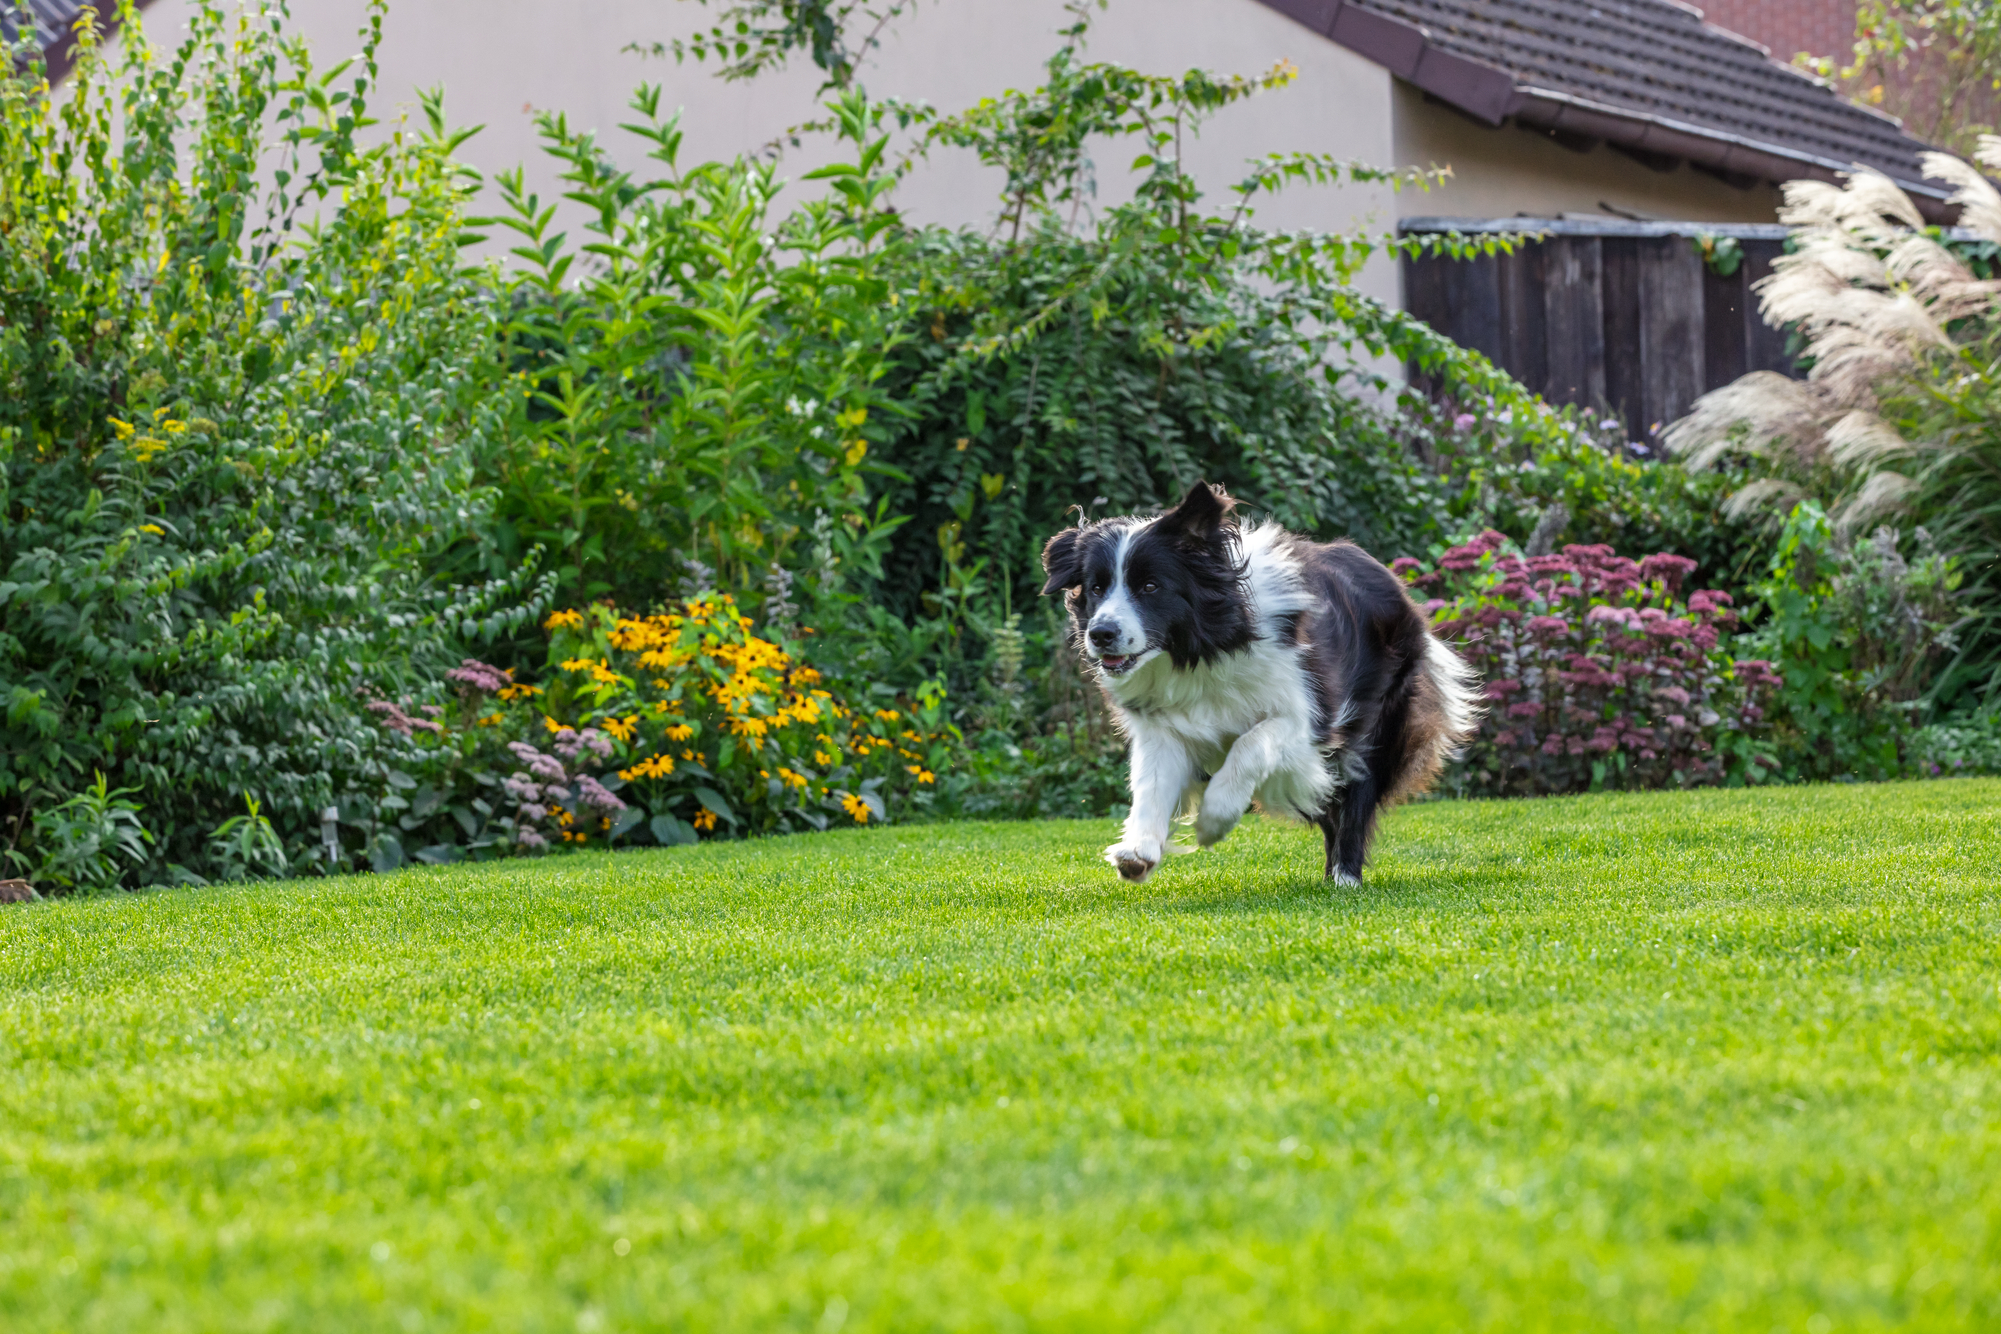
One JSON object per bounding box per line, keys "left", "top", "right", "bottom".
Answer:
{"left": 1666, "top": 139, "right": 2001, "bottom": 545}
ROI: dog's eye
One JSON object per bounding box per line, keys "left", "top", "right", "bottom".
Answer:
{"left": 1141, "top": 581, "right": 1157, "bottom": 594}
{"left": 1092, "top": 581, "right": 1107, "bottom": 596}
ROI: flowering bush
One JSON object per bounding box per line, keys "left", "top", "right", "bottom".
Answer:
{"left": 1397, "top": 532, "right": 1779, "bottom": 796}
{"left": 346, "top": 596, "right": 962, "bottom": 865}
{"left": 537, "top": 598, "right": 959, "bottom": 838}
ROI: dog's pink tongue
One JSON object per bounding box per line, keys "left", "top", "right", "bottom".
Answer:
{"left": 1102, "top": 654, "right": 1128, "bottom": 670}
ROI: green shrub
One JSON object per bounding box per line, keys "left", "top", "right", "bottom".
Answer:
{"left": 0, "top": 1, "right": 537, "bottom": 886}
{"left": 463, "top": 87, "right": 909, "bottom": 609}
{"left": 1743, "top": 501, "right": 1966, "bottom": 780}
{"left": 868, "top": 31, "right": 1538, "bottom": 627}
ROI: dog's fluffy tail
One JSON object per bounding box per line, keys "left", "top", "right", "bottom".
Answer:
{"left": 1386, "top": 635, "right": 1483, "bottom": 804}
{"left": 1424, "top": 634, "right": 1482, "bottom": 751}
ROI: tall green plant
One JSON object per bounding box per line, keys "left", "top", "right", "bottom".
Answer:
{"left": 0, "top": 1, "right": 536, "bottom": 885}
{"left": 473, "top": 85, "right": 911, "bottom": 607}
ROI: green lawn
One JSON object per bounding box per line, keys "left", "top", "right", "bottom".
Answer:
{"left": 4, "top": 783, "right": 2000, "bottom": 1332}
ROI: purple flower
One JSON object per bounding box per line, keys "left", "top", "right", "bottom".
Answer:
{"left": 507, "top": 742, "right": 568, "bottom": 783}
{"left": 366, "top": 698, "right": 444, "bottom": 736}
{"left": 502, "top": 774, "right": 542, "bottom": 804}
{"left": 1452, "top": 413, "right": 1476, "bottom": 432}
{"left": 446, "top": 659, "right": 512, "bottom": 695}
{"left": 575, "top": 775, "right": 627, "bottom": 814}
{"left": 516, "top": 827, "right": 549, "bottom": 850}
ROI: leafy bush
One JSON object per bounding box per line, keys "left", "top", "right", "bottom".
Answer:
{"left": 1398, "top": 532, "right": 1779, "bottom": 797}
{"left": 870, "top": 30, "right": 1539, "bottom": 626}
{"left": 0, "top": 2, "right": 539, "bottom": 886}
{"left": 465, "top": 89, "right": 909, "bottom": 609}
{"left": 1419, "top": 396, "right": 1767, "bottom": 601}
{"left": 1907, "top": 710, "right": 2001, "bottom": 776}
{"left": 8, "top": 772, "right": 151, "bottom": 893}
{"left": 1743, "top": 501, "right": 1965, "bottom": 781}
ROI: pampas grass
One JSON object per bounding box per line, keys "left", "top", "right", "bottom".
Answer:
{"left": 1665, "top": 140, "right": 2001, "bottom": 540}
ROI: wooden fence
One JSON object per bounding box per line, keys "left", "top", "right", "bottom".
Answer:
{"left": 1400, "top": 218, "right": 1799, "bottom": 439}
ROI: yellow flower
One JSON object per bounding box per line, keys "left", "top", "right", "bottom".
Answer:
{"left": 544, "top": 609, "right": 584, "bottom": 630}
{"left": 694, "top": 808, "right": 717, "bottom": 832}
{"left": 665, "top": 723, "right": 694, "bottom": 742}
{"left": 543, "top": 715, "right": 564, "bottom": 735}
{"left": 682, "top": 748, "right": 698, "bottom": 761}
{"left": 918, "top": 770, "right": 935, "bottom": 784}
{"left": 139, "top": 523, "right": 165, "bottom": 536}
{"left": 108, "top": 418, "right": 135, "bottom": 440}
{"left": 875, "top": 708, "right": 901, "bottom": 722}
{"left": 620, "top": 754, "right": 676, "bottom": 781}
{"left": 600, "top": 715, "right": 638, "bottom": 742}
{"left": 560, "top": 657, "right": 598, "bottom": 673}
{"left": 498, "top": 683, "right": 542, "bottom": 702}
{"left": 477, "top": 713, "right": 504, "bottom": 728}
{"left": 727, "top": 716, "right": 769, "bottom": 739}
{"left": 840, "top": 793, "right": 871, "bottom": 825}
{"left": 776, "top": 768, "right": 808, "bottom": 790}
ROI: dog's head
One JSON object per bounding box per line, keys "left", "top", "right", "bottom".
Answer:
{"left": 1039, "top": 482, "right": 1254, "bottom": 678}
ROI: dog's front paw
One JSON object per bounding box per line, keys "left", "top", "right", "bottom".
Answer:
{"left": 1104, "top": 840, "right": 1162, "bottom": 882}
{"left": 1194, "top": 793, "right": 1245, "bottom": 848}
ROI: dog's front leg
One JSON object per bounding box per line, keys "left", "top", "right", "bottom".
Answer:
{"left": 1195, "top": 718, "right": 1306, "bottom": 846}
{"left": 1105, "top": 727, "right": 1192, "bottom": 883}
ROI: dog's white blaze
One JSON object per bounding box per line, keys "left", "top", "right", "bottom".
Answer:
{"left": 1102, "top": 523, "right": 1332, "bottom": 875}
{"left": 1086, "top": 523, "right": 1148, "bottom": 658}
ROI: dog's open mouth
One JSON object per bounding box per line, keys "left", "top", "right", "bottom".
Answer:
{"left": 1098, "top": 653, "right": 1138, "bottom": 675}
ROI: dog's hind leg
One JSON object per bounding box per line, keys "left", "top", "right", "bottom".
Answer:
{"left": 1323, "top": 768, "right": 1380, "bottom": 886}
{"left": 1324, "top": 677, "right": 1418, "bottom": 884}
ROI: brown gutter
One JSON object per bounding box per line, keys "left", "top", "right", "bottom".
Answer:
{"left": 1250, "top": 0, "right": 1959, "bottom": 224}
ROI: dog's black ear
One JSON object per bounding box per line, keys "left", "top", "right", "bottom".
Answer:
{"left": 1040, "top": 527, "right": 1084, "bottom": 596}
{"left": 1163, "top": 481, "right": 1236, "bottom": 544}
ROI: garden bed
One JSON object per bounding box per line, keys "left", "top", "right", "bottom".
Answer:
{"left": 5, "top": 782, "right": 1998, "bottom": 1331}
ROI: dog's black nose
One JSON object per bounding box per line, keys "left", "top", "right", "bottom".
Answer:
{"left": 1088, "top": 624, "right": 1119, "bottom": 650}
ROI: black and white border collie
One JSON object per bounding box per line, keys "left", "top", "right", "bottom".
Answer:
{"left": 1041, "top": 482, "right": 1479, "bottom": 885}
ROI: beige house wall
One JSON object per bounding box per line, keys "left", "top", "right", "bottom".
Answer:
{"left": 1390, "top": 84, "right": 1787, "bottom": 225}
{"left": 126, "top": 0, "right": 1404, "bottom": 302}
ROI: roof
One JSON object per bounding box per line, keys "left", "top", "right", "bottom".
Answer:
{"left": 1253, "top": 0, "right": 1958, "bottom": 221}
{"left": 3, "top": 1, "right": 156, "bottom": 85}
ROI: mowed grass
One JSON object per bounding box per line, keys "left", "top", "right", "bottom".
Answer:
{"left": 4, "top": 784, "right": 2001, "bottom": 1332}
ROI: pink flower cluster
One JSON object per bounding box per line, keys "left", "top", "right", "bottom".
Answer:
{"left": 364, "top": 698, "right": 444, "bottom": 737}
{"left": 1396, "top": 532, "right": 1778, "bottom": 796}
{"left": 501, "top": 731, "right": 626, "bottom": 847}
{"left": 445, "top": 659, "right": 512, "bottom": 695}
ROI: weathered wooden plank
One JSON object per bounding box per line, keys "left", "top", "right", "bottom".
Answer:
{"left": 1740, "top": 239, "right": 1799, "bottom": 376}
{"left": 1637, "top": 235, "right": 1706, "bottom": 438}
{"left": 1438, "top": 248, "right": 1505, "bottom": 368}
{"left": 1701, "top": 247, "right": 1748, "bottom": 392}
{"left": 1497, "top": 240, "right": 1549, "bottom": 397}
{"left": 1400, "top": 252, "right": 1450, "bottom": 392}
{"left": 1600, "top": 237, "right": 1644, "bottom": 433}
{"left": 1542, "top": 236, "right": 1605, "bottom": 411}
